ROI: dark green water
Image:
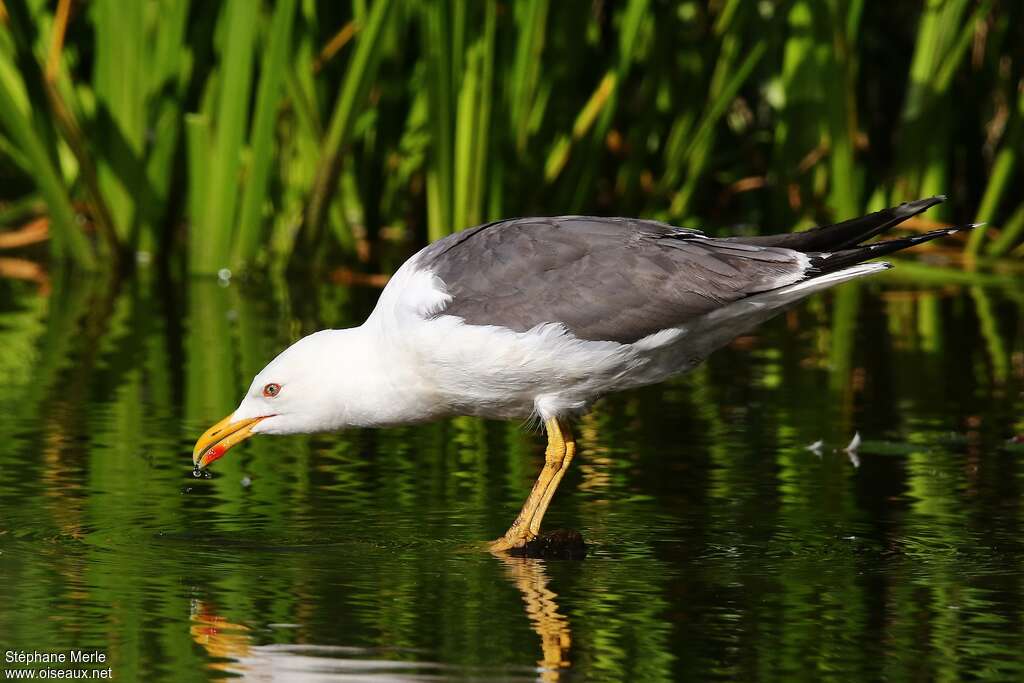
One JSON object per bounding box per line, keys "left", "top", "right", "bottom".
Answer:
{"left": 0, "top": 269, "right": 1022, "bottom": 682}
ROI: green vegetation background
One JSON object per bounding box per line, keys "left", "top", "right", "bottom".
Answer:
{"left": 1, "top": 0, "right": 1022, "bottom": 275}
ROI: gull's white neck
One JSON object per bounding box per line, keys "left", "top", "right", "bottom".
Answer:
{"left": 311, "top": 325, "right": 444, "bottom": 428}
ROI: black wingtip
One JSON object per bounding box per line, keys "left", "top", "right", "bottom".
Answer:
{"left": 893, "top": 195, "right": 946, "bottom": 217}
{"left": 725, "top": 194, "right": 950, "bottom": 252}
{"left": 810, "top": 222, "right": 969, "bottom": 274}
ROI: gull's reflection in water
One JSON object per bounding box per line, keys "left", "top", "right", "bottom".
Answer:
{"left": 189, "top": 599, "right": 530, "bottom": 681}
{"left": 190, "top": 600, "right": 253, "bottom": 675}
{"left": 189, "top": 559, "right": 574, "bottom": 681}
{"left": 499, "top": 557, "right": 573, "bottom": 682}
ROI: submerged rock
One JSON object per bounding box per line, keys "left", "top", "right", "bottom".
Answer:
{"left": 508, "top": 529, "right": 587, "bottom": 560}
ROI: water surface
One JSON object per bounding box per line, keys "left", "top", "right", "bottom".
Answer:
{"left": 0, "top": 270, "right": 1022, "bottom": 681}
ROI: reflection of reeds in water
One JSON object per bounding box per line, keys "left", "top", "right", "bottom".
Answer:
{"left": 0, "top": 257, "right": 1021, "bottom": 680}
{"left": 500, "top": 557, "right": 572, "bottom": 682}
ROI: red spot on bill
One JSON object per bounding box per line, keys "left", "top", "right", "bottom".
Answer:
{"left": 205, "top": 444, "right": 226, "bottom": 462}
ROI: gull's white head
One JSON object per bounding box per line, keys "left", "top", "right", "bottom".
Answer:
{"left": 192, "top": 329, "right": 356, "bottom": 470}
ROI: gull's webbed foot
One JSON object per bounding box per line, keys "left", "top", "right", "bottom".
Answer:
{"left": 488, "top": 530, "right": 537, "bottom": 554}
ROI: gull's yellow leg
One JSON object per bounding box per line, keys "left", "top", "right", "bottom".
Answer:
{"left": 528, "top": 427, "right": 575, "bottom": 537}
{"left": 490, "top": 418, "right": 573, "bottom": 553}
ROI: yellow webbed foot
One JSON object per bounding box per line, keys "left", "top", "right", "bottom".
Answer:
{"left": 488, "top": 531, "right": 536, "bottom": 554}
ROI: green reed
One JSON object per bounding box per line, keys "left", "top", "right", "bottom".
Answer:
{"left": 0, "top": 0, "right": 1021, "bottom": 274}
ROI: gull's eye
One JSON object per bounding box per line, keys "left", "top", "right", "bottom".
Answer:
{"left": 262, "top": 383, "right": 281, "bottom": 398}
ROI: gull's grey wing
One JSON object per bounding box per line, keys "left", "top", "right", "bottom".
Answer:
{"left": 417, "top": 216, "right": 809, "bottom": 344}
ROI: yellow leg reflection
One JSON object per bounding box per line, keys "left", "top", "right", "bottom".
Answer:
{"left": 500, "top": 557, "right": 572, "bottom": 682}
{"left": 491, "top": 418, "right": 576, "bottom": 552}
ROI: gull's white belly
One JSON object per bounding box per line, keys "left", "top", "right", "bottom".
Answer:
{"left": 405, "top": 314, "right": 691, "bottom": 421}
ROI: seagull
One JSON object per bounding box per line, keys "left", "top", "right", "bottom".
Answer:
{"left": 193, "top": 196, "right": 967, "bottom": 552}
